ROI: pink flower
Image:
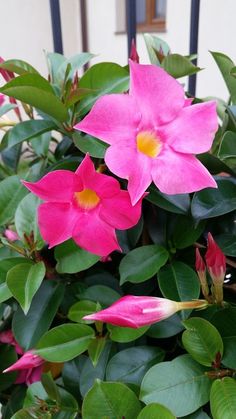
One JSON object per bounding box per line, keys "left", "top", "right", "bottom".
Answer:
{"left": 130, "top": 39, "right": 139, "bottom": 63}
{"left": 83, "top": 295, "right": 208, "bottom": 328}
{"left": 205, "top": 233, "right": 226, "bottom": 285}
{"left": 0, "top": 93, "right": 5, "bottom": 106}
{"left": 22, "top": 154, "right": 144, "bottom": 256}
{"left": 75, "top": 61, "right": 218, "bottom": 205}
{"left": 0, "top": 330, "right": 23, "bottom": 354}
{"left": 3, "top": 350, "right": 44, "bottom": 386}
{"left": 195, "top": 248, "right": 209, "bottom": 300}
{"left": 4, "top": 228, "right": 19, "bottom": 242}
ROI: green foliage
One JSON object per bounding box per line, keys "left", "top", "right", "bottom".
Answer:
{"left": 210, "top": 378, "right": 236, "bottom": 419}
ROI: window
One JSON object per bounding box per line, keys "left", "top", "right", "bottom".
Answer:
{"left": 136, "top": 0, "right": 166, "bottom": 32}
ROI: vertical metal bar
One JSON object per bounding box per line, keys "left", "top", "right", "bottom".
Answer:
{"left": 126, "top": 0, "right": 137, "bottom": 58}
{"left": 49, "top": 0, "right": 63, "bottom": 54}
{"left": 80, "top": 0, "right": 89, "bottom": 71}
{"left": 188, "top": 0, "right": 201, "bottom": 96}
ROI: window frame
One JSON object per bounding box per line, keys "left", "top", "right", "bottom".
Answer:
{"left": 137, "top": 0, "right": 166, "bottom": 33}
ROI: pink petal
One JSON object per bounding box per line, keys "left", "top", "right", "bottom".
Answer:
{"left": 23, "top": 170, "right": 78, "bottom": 203}
{"left": 158, "top": 101, "right": 218, "bottom": 154}
{"left": 129, "top": 60, "right": 185, "bottom": 126}
{"left": 76, "top": 154, "right": 120, "bottom": 198}
{"left": 72, "top": 212, "right": 121, "bottom": 256}
{"left": 4, "top": 351, "right": 44, "bottom": 373}
{"left": 151, "top": 147, "right": 217, "bottom": 194}
{"left": 15, "top": 365, "right": 43, "bottom": 385}
{"left": 38, "top": 202, "right": 78, "bottom": 248}
{"left": 74, "top": 94, "right": 141, "bottom": 145}
{"left": 0, "top": 94, "right": 5, "bottom": 106}
{"left": 100, "top": 190, "right": 143, "bottom": 230}
{"left": 105, "top": 144, "right": 152, "bottom": 205}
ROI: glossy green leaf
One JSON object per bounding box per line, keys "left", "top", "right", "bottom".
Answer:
{"left": 183, "top": 409, "right": 210, "bottom": 419}
{"left": 68, "top": 300, "right": 101, "bottom": 323}
{"left": 7, "top": 262, "right": 46, "bottom": 314}
{"left": 140, "top": 355, "right": 211, "bottom": 417}
{"left": 46, "top": 52, "right": 66, "bottom": 82}
{"left": 77, "top": 62, "right": 129, "bottom": 115}
{"left": 137, "top": 403, "right": 175, "bottom": 419}
{"left": 172, "top": 216, "right": 205, "bottom": 249}
{"left": 106, "top": 346, "right": 164, "bottom": 386}
{"left": 15, "top": 194, "right": 44, "bottom": 249}
{"left": 198, "top": 153, "right": 235, "bottom": 176}
{"left": 5, "top": 120, "right": 56, "bottom": 149}
{"left": 41, "top": 372, "right": 61, "bottom": 403}
{"left": 73, "top": 132, "right": 108, "bottom": 158}
{"left": 158, "top": 262, "right": 200, "bottom": 319}
{"left": 146, "top": 186, "right": 190, "bottom": 214}
{"left": 147, "top": 314, "right": 184, "bottom": 339}
{"left": 88, "top": 336, "right": 107, "bottom": 367}
{"left": 0, "top": 73, "right": 68, "bottom": 121}
{"left": 0, "top": 103, "right": 18, "bottom": 118}
{"left": 56, "top": 52, "right": 94, "bottom": 83}
{"left": 35, "top": 323, "right": 95, "bottom": 362}
{"left": 108, "top": 324, "right": 149, "bottom": 343}
{"left": 119, "top": 244, "right": 168, "bottom": 285}
{"left": 214, "top": 233, "right": 236, "bottom": 256}
{"left": 62, "top": 356, "right": 85, "bottom": 399}
{"left": 12, "top": 281, "right": 65, "bottom": 350}
{"left": 144, "top": 34, "right": 170, "bottom": 65}
{"left": 211, "top": 51, "right": 236, "bottom": 103}
{"left": 182, "top": 317, "right": 224, "bottom": 367}
{"left": 82, "top": 380, "right": 141, "bottom": 419}
{"left": 210, "top": 378, "right": 236, "bottom": 419}
{"left": 191, "top": 178, "right": 236, "bottom": 220}
{"left": 30, "top": 132, "right": 51, "bottom": 156}
{"left": 0, "top": 175, "right": 28, "bottom": 225}
{"left": 55, "top": 239, "right": 99, "bottom": 274}
{"left": 222, "top": 337, "right": 236, "bottom": 368}
{"left": 218, "top": 131, "right": 236, "bottom": 170}
{"left": 0, "top": 59, "right": 39, "bottom": 75}
{"left": 79, "top": 285, "right": 121, "bottom": 307}
{"left": 162, "top": 53, "right": 201, "bottom": 78}
{"left": 0, "top": 257, "right": 33, "bottom": 303}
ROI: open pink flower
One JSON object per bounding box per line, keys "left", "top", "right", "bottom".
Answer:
{"left": 75, "top": 61, "right": 218, "bottom": 205}
{"left": 3, "top": 350, "right": 44, "bottom": 386}
{"left": 83, "top": 295, "right": 208, "bottom": 328}
{"left": 23, "top": 154, "right": 143, "bottom": 256}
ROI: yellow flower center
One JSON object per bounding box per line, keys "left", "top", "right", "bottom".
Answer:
{"left": 74, "top": 188, "right": 100, "bottom": 210}
{"left": 136, "top": 131, "right": 162, "bottom": 158}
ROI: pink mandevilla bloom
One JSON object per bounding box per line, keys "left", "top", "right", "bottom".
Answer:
{"left": 83, "top": 295, "right": 208, "bottom": 328}
{"left": 75, "top": 61, "right": 218, "bottom": 205}
{"left": 205, "top": 232, "right": 226, "bottom": 284}
{"left": 22, "top": 154, "right": 144, "bottom": 256}
{"left": 4, "top": 228, "right": 19, "bottom": 242}
{"left": 3, "top": 350, "right": 44, "bottom": 386}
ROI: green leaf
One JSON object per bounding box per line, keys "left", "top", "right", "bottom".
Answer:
{"left": 12, "top": 281, "right": 64, "bottom": 350}
{"left": 106, "top": 346, "right": 164, "bottom": 386}
{"left": 147, "top": 314, "right": 184, "bottom": 339}
{"left": 191, "top": 178, "right": 236, "bottom": 221}
{"left": 119, "top": 244, "right": 169, "bottom": 285}
{"left": 46, "top": 52, "right": 66, "bottom": 82}
{"left": 0, "top": 257, "right": 32, "bottom": 303}
{"left": 146, "top": 186, "right": 190, "bottom": 214}
{"left": 55, "top": 239, "right": 99, "bottom": 273}
{"left": 210, "top": 378, "right": 236, "bottom": 419}
{"left": 7, "top": 261, "right": 46, "bottom": 314}
{"left": 56, "top": 52, "right": 94, "bottom": 83}
{"left": 198, "top": 153, "right": 235, "bottom": 176}
{"left": 218, "top": 131, "right": 236, "bottom": 170}
{"left": 88, "top": 336, "right": 107, "bottom": 367}
{"left": 213, "top": 234, "right": 236, "bottom": 256}
{"left": 62, "top": 356, "right": 85, "bottom": 399}
{"left": 0, "top": 345, "right": 17, "bottom": 391}
{"left": 182, "top": 409, "right": 210, "bottom": 419}
{"left": 172, "top": 216, "right": 205, "bottom": 249}
{"left": 222, "top": 337, "right": 236, "bottom": 368}
{"left": 77, "top": 62, "right": 129, "bottom": 115}
{"left": 0, "top": 59, "right": 39, "bottom": 75}
{"left": 79, "top": 285, "right": 120, "bottom": 307}
{"left": 182, "top": 317, "right": 224, "bottom": 367}
{"left": 15, "top": 194, "right": 44, "bottom": 250}
{"left": 5, "top": 120, "right": 56, "bottom": 149}
{"left": 211, "top": 308, "right": 236, "bottom": 338}
{"left": 35, "top": 323, "right": 95, "bottom": 362}
{"left": 137, "top": 403, "right": 175, "bottom": 419}
{"left": 140, "top": 354, "right": 212, "bottom": 417}
{"left": 68, "top": 300, "right": 101, "bottom": 323}
{"left": 31, "top": 132, "right": 51, "bottom": 156}
{"left": 211, "top": 51, "right": 236, "bottom": 104}
{"left": 158, "top": 262, "right": 200, "bottom": 319}
{"left": 0, "top": 103, "right": 18, "bottom": 118}
{"left": 144, "top": 34, "right": 170, "bottom": 65}
{"left": 0, "top": 73, "right": 68, "bottom": 122}
{"left": 162, "top": 54, "right": 201, "bottom": 78}
{"left": 82, "top": 380, "right": 141, "bottom": 419}
{"left": 0, "top": 175, "right": 28, "bottom": 225}
{"left": 108, "top": 324, "right": 149, "bottom": 343}
{"left": 73, "top": 132, "right": 108, "bottom": 158}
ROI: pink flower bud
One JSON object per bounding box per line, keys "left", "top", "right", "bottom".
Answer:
{"left": 4, "top": 228, "right": 19, "bottom": 242}
{"left": 83, "top": 295, "right": 208, "bottom": 328}
{"left": 3, "top": 350, "right": 44, "bottom": 373}
{"left": 205, "top": 233, "right": 226, "bottom": 284}
{"left": 129, "top": 39, "right": 139, "bottom": 63}
{"left": 195, "top": 248, "right": 210, "bottom": 300}
{"left": 0, "top": 329, "right": 23, "bottom": 354}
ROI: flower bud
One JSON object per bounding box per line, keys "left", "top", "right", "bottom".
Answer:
{"left": 3, "top": 350, "right": 44, "bottom": 374}
{"left": 205, "top": 232, "right": 226, "bottom": 303}
{"left": 195, "top": 248, "right": 210, "bottom": 300}
{"left": 83, "top": 295, "right": 208, "bottom": 328}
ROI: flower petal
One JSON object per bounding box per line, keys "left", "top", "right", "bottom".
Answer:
{"left": 23, "top": 170, "right": 77, "bottom": 202}
{"left": 74, "top": 94, "right": 141, "bottom": 145}
{"left": 4, "top": 351, "right": 43, "bottom": 372}
{"left": 38, "top": 202, "right": 78, "bottom": 248}
{"left": 76, "top": 154, "right": 120, "bottom": 198}
{"left": 72, "top": 212, "right": 121, "bottom": 256}
{"left": 129, "top": 60, "right": 185, "bottom": 126}
{"left": 152, "top": 147, "right": 217, "bottom": 194}
{"left": 100, "top": 190, "right": 143, "bottom": 230}
{"left": 158, "top": 101, "right": 218, "bottom": 154}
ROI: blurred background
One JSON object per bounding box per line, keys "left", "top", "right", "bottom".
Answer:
{"left": 0, "top": 0, "right": 235, "bottom": 99}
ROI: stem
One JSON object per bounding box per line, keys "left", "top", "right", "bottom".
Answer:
{"left": 177, "top": 300, "right": 209, "bottom": 311}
